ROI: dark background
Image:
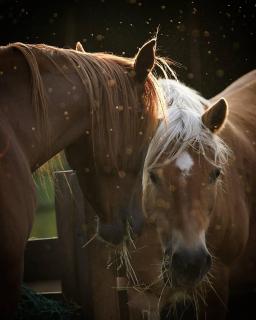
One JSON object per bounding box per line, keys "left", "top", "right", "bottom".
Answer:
{"left": 0, "top": 0, "right": 255, "bottom": 98}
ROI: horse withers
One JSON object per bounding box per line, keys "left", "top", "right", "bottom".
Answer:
{"left": 140, "top": 71, "right": 256, "bottom": 319}
{"left": 0, "top": 38, "right": 169, "bottom": 318}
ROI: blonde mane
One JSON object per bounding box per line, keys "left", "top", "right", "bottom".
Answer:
{"left": 9, "top": 42, "right": 171, "bottom": 171}
{"left": 143, "top": 79, "right": 231, "bottom": 182}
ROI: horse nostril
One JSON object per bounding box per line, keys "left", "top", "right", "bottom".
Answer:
{"left": 171, "top": 248, "right": 211, "bottom": 285}
{"left": 172, "top": 251, "right": 191, "bottom": 273}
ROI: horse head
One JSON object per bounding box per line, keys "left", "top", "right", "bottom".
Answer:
{"left": 142, "top": 79, "right": 229, "bottom": 289}
{"left": 66, "top": 39, "right": 166, "bottom": 246}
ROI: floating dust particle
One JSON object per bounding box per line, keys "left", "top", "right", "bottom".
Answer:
{"left": 117, "top": 105, "right": 124, "bottom": 111}
{"left": 156, "top": 198, "right": 170, "bottom": 209}
{"left": 191, "top": 29, "right": 200, "bottom": 37}
{"left": 128, "top": 70, "right": 136, "bottom": 78}
{"left": 169, "top": 185, "right": 176, "bottom": 192}
{"left": 118, "top": 171, "right": 126, "bottom": 178}
{"left": 216, "top": 69, "right": 224, "bottom": 78}
{"left": 96, "top": 34, "right": 104, "bottom": 41}
{"left": 108, "top": 79, "right": 116, "bottom": 87}
{"left": 125, "top": 147, "right": 133, "bottom": 155}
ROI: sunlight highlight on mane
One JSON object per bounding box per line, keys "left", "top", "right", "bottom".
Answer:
{"left": 9, "top": 42, "right": 170, "bottom": 171}
{"left": 10, "top": 43, "right": 49, "bottom": 142}
{"left": 143, "top": 79, "right": 231, "bottom": 185}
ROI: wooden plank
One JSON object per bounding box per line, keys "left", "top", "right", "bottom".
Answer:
{"left": 87, "top": 242, "right": 122, "bottom": 320}
{"left": 54, "top": 170, "right": 79, "bottom": 302}
{"left": 116, "top": 273, "right": 130, "bottom": 320}
{"left": 24, "top": 237, "right": 61, "bottom": 281}
{"left": 54, "top": 170, "right": 94, "bottom": 318}
{"left": 118, "top": 289, "right": 130, "bottom": 320}
{"left": 65, "top": 171, "right": 94, "bottom": 318}
{"left": 26, "top": 280, "right": 61, "bottom": 294}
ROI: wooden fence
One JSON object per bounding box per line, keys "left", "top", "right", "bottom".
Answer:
{"left": 24, "top": 170, "right": 130, "bottom": 320}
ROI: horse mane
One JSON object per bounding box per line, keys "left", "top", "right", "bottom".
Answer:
{"left": 8, "top": 42, "right": 170, "bottom": 171}
{"left": 143, "top": 79, "right": 231, "bottom": 177}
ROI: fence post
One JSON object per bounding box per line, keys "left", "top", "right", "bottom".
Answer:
{"left": 54, "top": 170, "right": 94, "bottom": 318}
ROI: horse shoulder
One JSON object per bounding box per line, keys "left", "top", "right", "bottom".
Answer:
{"left": 0, "top": 117, "right": 36, "bottom": 314}
{"left": 0, "top": 118, "right": 36, "bottom": 240}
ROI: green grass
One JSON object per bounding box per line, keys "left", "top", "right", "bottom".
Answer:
{"left": 30, "top": 155, "right": 70, "bottom": 239}
{"left": 30, "top": 208, "right": 57, "bottom": 239}
{"left": 30, "top": 174, "right": 57, "bottom": 239}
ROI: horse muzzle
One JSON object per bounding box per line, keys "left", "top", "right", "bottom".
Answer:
{"left": 164, "top": 247, "right": 212, "bottom": 288}
{"left": 98, "top": 207, "right": 145, "bottom": 245}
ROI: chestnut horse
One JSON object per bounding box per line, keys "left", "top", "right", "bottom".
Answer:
{"left": 0, "top": 39, "right": 169, "bottom": 318}
{"left": 138, "top": 70, "right": 256, "bottom": 319}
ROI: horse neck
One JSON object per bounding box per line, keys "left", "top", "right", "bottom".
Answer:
{"left": 0, "top": 45, "right": 91, "bottom": 171}
{"left": 208, "top": 81, "right": 256, "bottom": 262}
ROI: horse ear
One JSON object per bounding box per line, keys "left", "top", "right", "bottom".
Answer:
{"left": 202, "top": 98, "right": 228, "bottom": 133}
{"left": 134, "top": 39, "right": 156, "bottom": 82}
{"left": 76, "top": 41, "right": 85, "bottom": 52}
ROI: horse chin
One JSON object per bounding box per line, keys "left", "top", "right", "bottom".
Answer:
{"left": 172, "top": 274, "right": 204, "bottom": 290}
{"left": 98, "top": 219, "right": 125, "bottom": 245}
{"left": 163, "top": 264, "right": 206, "bottom": 290}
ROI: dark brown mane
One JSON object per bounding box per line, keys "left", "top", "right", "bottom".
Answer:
{"left": 8, "top": 42, "right": 169, "bottom": 171}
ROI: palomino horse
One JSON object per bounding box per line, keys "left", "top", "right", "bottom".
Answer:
{"left": 137, "top": 70, "right": 256, "bottom": 319}
{"left": 0, "top": 39, "right": 169, "bottom": 317}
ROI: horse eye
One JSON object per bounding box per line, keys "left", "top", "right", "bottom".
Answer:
{"left": 209, "top": 168, "right": 221, "bottom": 183}
{"left": 149, "top": 170, "right": 159, "bottom": 184}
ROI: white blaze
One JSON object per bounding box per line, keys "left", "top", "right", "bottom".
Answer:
{"left": 175, "top": 151, "right": 194, "bottom": 173}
